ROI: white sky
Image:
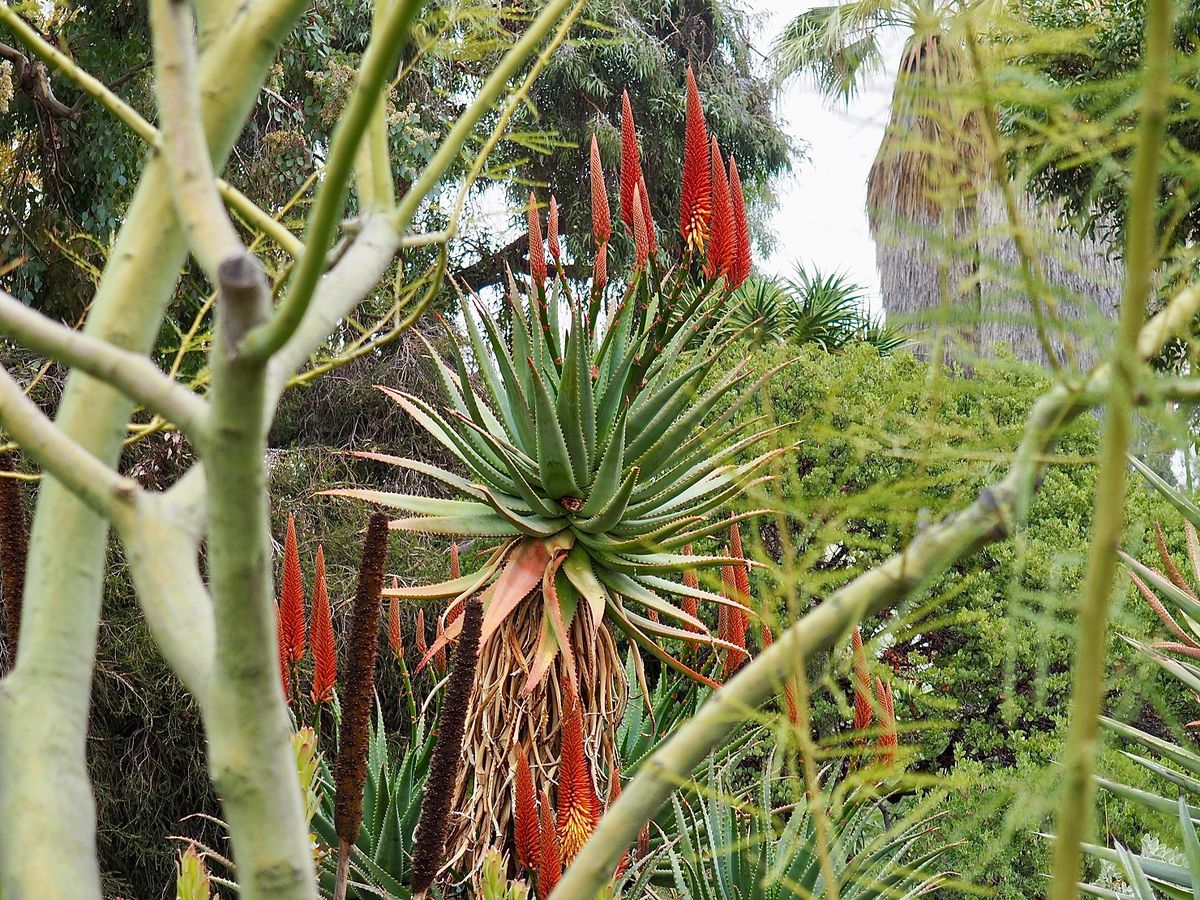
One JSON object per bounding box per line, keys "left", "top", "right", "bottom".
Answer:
{"left": 751, "top": 2, "right": 905, "bottom": 314}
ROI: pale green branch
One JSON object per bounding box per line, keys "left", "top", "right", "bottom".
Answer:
{"left": 552, "top": 283, "right": 1200, "bottom": 899}
{"left": 1049, "top": 0, "right": 1176, "bottom": 892}
{"left": 115, "top": 496, "right": 214, "bottom": 701}
{"left": 150, "top": 0, "right": 247, "bottom": 277}
{"left": 0, "top": 365, "right": 138, "bottom": 519}
{"left": 0, "top": 290, "right": 209, "bottom": 440}
{"left": 240, "top": 0, "right": 425, "bottom": 362}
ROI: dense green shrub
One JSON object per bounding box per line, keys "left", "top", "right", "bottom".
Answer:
{"left": 728, "top": 344, "right": 1188, "bottom": 897}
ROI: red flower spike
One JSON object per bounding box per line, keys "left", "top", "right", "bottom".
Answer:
{"left": 387, "top": 587, "right": 403, "bottom": 663}
{"left": 636, "top": 820, "right": 650, "bottom": 862}
{"left": 619, "top": 90, "right": 643, "bottom": 231}
{"left": 278, "top": 513, "right": 306, "bottom": 664}
{"left": 761, "top": 625, "right": 800, "bottom": 723}
{"left": 415, "top": 608, "right": 428, "bottom": 662}
{"left": 528, "top": 193, "right": 546, "bottom": 289}
{"left": 446, "top": 542, "right": 464, "bottom": 627}
{"left": 877, "top": 676, "right": 897, "bottom": 767}
{"left": 728, "top": 155, "right": 751, "bottom": 287}
{"left": 277, "top": 603, "right": 291, "bottom": 704}
{"left": 309, "top": 545, "right": 336, "bottom": 705}
{"left": 852, "top": 627, "right": 873, "bottom": 733}
{"left": 706, "top": 138, "right": 734, "bottom": 280}
{"left": 548, "top": 196, "right": 561, "bottom": 266}
{"left": 631, "top": 182, "right": 649, "bottom": 271}
{"left": 720, "top": 563, "right": 748, "bottom": 677}
{"left": 729, "top": 521, "right": 751, "bottom": 606}
{"left": 590, "top": 135, "right": 611, "bottom": 244}
{"left": 680, "top": 65, "right": 712, "bottom": 254}
{"left": 638, "top": 174, "right": 657, "bottom": 257}
{"left": 593, "top": 242, "right": 608, "bottom": 293}
{"left": 680, "top": 544, "right": 701, "bottom": 630}
{"left": 557, "top": 677, "right": 601, "bottom": 865}
{"left": 514, "top": 743, "right": 540, "bottom": 873}
{"left": 433, "top": 617, "right": 447, "bottom": 675}
{"left": 537, "top": 791, "right": 562, "bottom": 899}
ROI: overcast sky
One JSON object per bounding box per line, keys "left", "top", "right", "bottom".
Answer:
{"left": 751, "top": 2, "right": 906, "bottom": 314}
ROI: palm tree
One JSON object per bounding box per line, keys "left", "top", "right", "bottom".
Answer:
{"left": 773, "top": 0, "right": 1122, "bottom": 369}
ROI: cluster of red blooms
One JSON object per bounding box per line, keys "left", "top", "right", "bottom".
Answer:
{"left": 512, "top": 675, "right": 629, "bottom": 898}
{"left": 388, "top": 542, "right": 460, "bottom": 676}
{"left": 851, "top": 626, "right": 899, "bottom": 768}
{"left": 526, "top": 66, "right": 751, "bottom": 294}
{"left": 275, "top": 514, "right": 336, "bottom": 706}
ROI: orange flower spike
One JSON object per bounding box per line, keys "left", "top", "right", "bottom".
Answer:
{"left": 557, "top": 677, "right": 601, "bottom": 865}
{"left": 593, "top": 243, "right": 608, "bottom": 294}
{"left": 589, "top": 134, "right": 611, "bottom": 244}
{"left": 720, "top": 563, "right": 748, "bottom": 677}
{"left": 638, "top": 173, "right": 657, "bottom": 257}
{"left": 705, "top": 138, "right": 733, "bottom": 279}
{"left": 445, "top": 542, "right": 464, "bottom": 627}
{"left": 680, "top": 544, "right": 701, "bottom": 629}
{"left": 277, "top": 603, "right": 292, "bottom": 704}
{"left": 278, "top": 513, "right": 306, "bottom": 664}
{"left": 852, "top": 627, "right": 874, "bottom": 732}
{"left": 877, "top": 677, "right": 898, "bottom": 766}
{"left": 631, "top": 182, "right": 649, "bottom": 271}
{"left": 680, "top": 65, "right": 712, "bottom": 253}
{"left": 528, "top": 193, "right": 546, "bottom": 290}
{"left": 415, "top": 608, "right": 428, "bottom": 661}
{"left": 729, "top": 521, "right": 751, "bottom": 604}
{"left": 537, "top": 791, "right": 562, "bottom": 899}
{"left": 619, "top": 89, "right": 643, "bottom": 230}
{"left": 728, "top": 155, "right": 751, "bottom": 288}
{"left": 433, "top": 617, "right": 447, "bottom": 675}
{"left": 761, "top": 625, "right": 800, "bottom": 723}
{"left": 548, "top": 196, "right": 561, "bottom": 267}
{"left": 514, "top": 743, "right": 540, "bottom": 873}
{"left": 309, "top": 545, "right": 336, "bottom": 705}
{"left": 387, "top": 588, "right": 403, "bottom": 662}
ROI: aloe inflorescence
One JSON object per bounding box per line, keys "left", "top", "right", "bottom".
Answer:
{"left": 0, "top": 451, "right": 27, "bottom": 668}
{"left": 333, "top": 512, "right": 389, "bottom": 900}
{"left": 329, "top": 69, "right": 781, "bottom": 873}
{"left": 410, "top": 597, "right": 483, "bottom": 898}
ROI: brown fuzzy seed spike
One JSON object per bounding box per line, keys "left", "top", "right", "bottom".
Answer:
{"left": 334, "top": 513, "right": 389, "bottom": 847}
{"left": 609, "top": 767, "right": 629, "bottom": 878}
{"left": 0, "top": 452, "right": 27, "bottom": 666}
{"left": 410, "top": 598, "right": 484, "bottom": 896}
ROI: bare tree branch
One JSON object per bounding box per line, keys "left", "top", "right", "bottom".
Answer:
{"left": 0, "top": 290, "right": 210, "bottom": 440}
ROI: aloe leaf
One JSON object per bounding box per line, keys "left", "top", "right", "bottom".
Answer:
{"left": 380, "top": 387, "right": 521, "bottom": 495}
{"left": 606, "top": 595, "right": 720, "bottom": 688}
{"left": 580, "top": 412, "right": 627, "bottom": 514}
{"left": 594, "top": 567, "right": 706, "bottom": 632}
{"left": 478, "top": 486, "right": 567, "bottom": 538}
{"left": 556, "top": 305, "right": 591, "bottom": 488}
{"left": 465, "top": 297, "right": 537, "bottom": 451}
{"left": 1132, "top": 454, "right": 1200, "bottom": 530}
{"left": 1102, "top": 715, "right": 1200, "bottom": 780}
{"left": 574, "top": 466, "right": 640, "bottom": 534}
{"left": 529, "top": 361, "right": 581, "bottom": 499}
{"left": 382, "top": 544, "right": 511, "bottom": 600}
{"left": 417, "top": 328, "right": 507, "bottom": 468}
{"left": 341, "top": 450, "right": 489, "bottom": 502}
{"left": 388, "top": 513, "right": 519, "bottom": 537}
{"left": 561, "top": 543, "right": 610, "bottom": 630}
{"left": 480, "top": 539, "right": 551, "bottom": 642}
{"left": 319, "top": 488, "right": 492, "bottom": 518}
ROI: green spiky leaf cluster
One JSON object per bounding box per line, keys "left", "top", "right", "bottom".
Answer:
{"left": 330, "top": 252, "right": 783, "bottom": 691}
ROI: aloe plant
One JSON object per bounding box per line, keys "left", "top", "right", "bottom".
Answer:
{"left": 329, "top": 69, "right": 784, "bottom": 870}
{"left": 625, "top": 733, "right": 951, "bottom": 899}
